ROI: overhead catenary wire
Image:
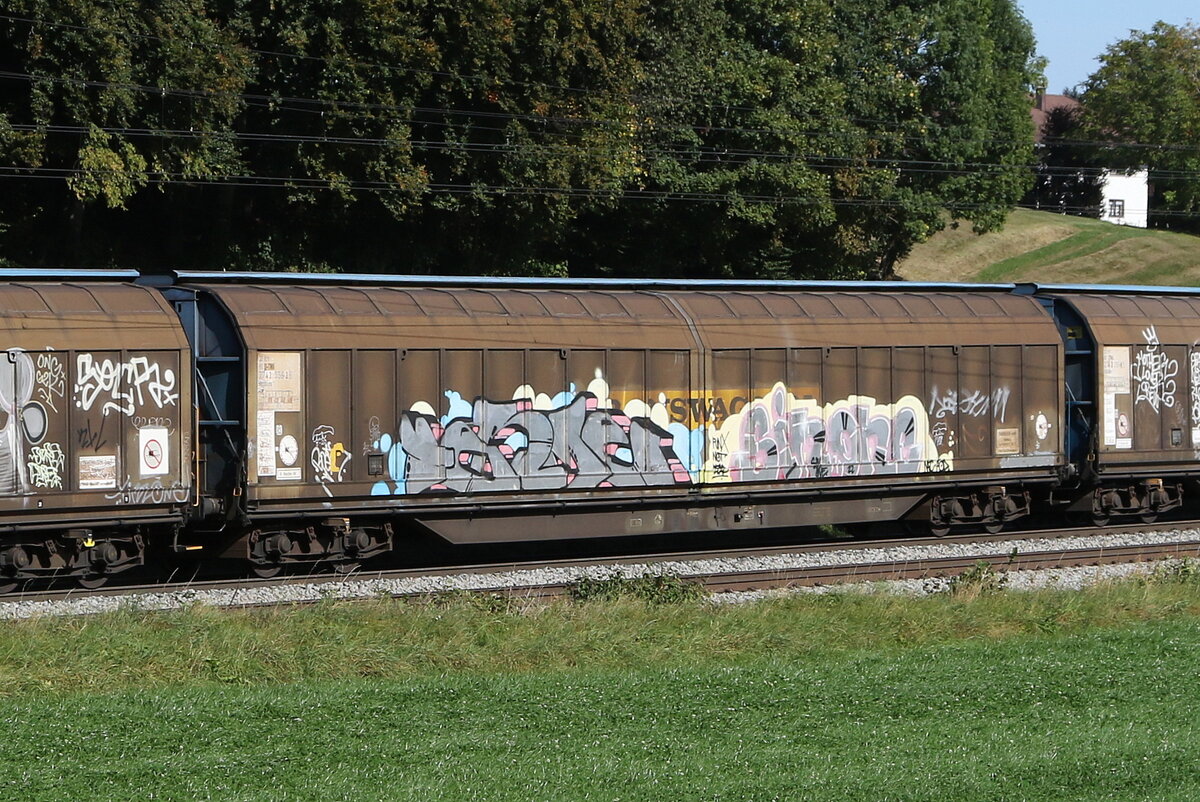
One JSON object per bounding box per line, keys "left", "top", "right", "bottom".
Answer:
{"left": 0, "top": 164, "right": 1014, "bottom": 206}
{"left": 0, "top": 68, "right": 1005, "bottom": 150}
{"left": 3, "top": 67, "right": 1197, "bottom": 168}
{"left": 10, "top": 122, "right": 1200, "bottom": 184}
{"left": 3, "top": 164, "right": 1196, "bottom": 219}
{"left": 1, "top": 122, "right": 1097, "bottom": 178}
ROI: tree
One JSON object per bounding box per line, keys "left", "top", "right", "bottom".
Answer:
{"left": 0, "top": 0, "right": 649, "bottom": 273}
{"left": 0, "top": 0, "right": 254, "bottom": 266}
{"left": 1025, "top": 103, "right": 1104, "bottom": 217}
{"left": 828, "top": 0, "right": 1039, "bottom": 277}
{"left": 571, "top": 0, "right": 1041, "bottom": 280}
{"left": 1078, "top": 22, "right": 1200, "bottom": 231}
{"left": 0, "top": 0, "right": 1042, "bottom": 278}
{"left": 568, "top": 0, "right": 855, "bottom": 280}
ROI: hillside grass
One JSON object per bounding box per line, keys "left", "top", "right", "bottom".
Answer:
{"left": 897, "top": 209, "right": 1200, "bottom": 285}
{"left": 3, "top": 573, "right": 1200, "bottom": 799}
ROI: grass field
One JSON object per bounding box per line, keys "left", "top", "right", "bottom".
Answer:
{"left": 897, "top": 209, "right": 1200, "bottom": 286}
{"left": 4, "top": 575, "right": 1200, "bottom": 800}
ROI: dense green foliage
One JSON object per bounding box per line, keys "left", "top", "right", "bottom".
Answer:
{"left": 1078, "top": 22, "right": 1200, "bottom": 232}
{"left": 1025, "top": 102, "right": 1104, "bottom": 217}
{"left": 0, "top": 1, "right": 1040, "bottom": 277}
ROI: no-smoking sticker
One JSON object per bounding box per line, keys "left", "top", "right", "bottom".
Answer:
{"left": 139, "top": 427, "right": 169, "bottom": 476}
{"left": 144, "top": 439, "right": 162, "bottom": 469}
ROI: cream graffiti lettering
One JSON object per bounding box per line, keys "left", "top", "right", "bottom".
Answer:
{"left": 1132, "top": 326, "right": 1177, "bottom": 412}
{"left": 35, "top": 353, "right": 65, "bottom": 414}
{"left": 311, "top": 425, "right": 350, "bottom": 496}
{"left": 712, "top": 384, "right": 948, "bottom": 482}
{"left": 27, "top": 442, "right": 64, "bottom": 489}
{"left": 74, "top": 355, "right": 178, "bottom": 417}
{"left": 1191, "top": 352, "right": 1200, "bottom": 426}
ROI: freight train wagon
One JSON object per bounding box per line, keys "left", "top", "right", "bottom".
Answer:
{"left": 1030, "top": 287, "right": 1200, "bottom": 523}
{"left": 164, "top": 273, "right": 1067, "bottom": 575}
{"left": 0, "top": 271, "right": 192, "bottom": 591}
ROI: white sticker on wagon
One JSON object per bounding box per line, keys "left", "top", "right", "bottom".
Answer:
{"left": 139, "top": 427, "right": 169, "bottom": 477}
{"left": 79, "top": 455, "right": 117, "bottom": 490}
{"left": 256, "top": 410, "right": 276, "bottom": 478}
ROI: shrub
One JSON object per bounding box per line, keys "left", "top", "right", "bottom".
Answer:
{"left": 569, "top": 574, "right": 707, "bottom": 604}
{"left": 948, "top": 561, "right": 1008, "bottom": 599}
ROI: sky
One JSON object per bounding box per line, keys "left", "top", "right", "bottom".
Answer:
{"left": 1020, "top": 1, "right": 1196, "bottom": 93}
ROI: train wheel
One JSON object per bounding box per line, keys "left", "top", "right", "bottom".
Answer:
{"left": 1140, "top": 511, "right": 1159, "bottom": 525}
{"left": 77, "top": 573, "right": 110, "bottom": 590}
{"left": 930, "top": 521, "right": 951, "bottom": 538}
{"left": 1091, "top": 511, "right": 1110, "bottom": 528}
{"left": 982, "top": 500, "right": 1005, "bottom": 535}
{"left": 252, "top": 562, "right": 283, "bottom": 579}
{"left": 0, "top": 578, "right": 17, "bottom": 595}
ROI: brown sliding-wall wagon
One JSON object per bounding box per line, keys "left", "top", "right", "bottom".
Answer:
{"left": 164, "top": 273, "right": 1066, "bottom": 575}
{"left": 1030, "top": 288, "right": 1200, "bottom": 524}
{"left": 0, "top": 271, "right": 192, "bottom": 590}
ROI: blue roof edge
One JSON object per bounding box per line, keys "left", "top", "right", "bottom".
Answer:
{"left": 0, "top": 268, "right": 140, "bottom": 280}
{"left": 172, "top": 270, "right": 1020, "bottom": 292}
{"left": 0, "top": 269, "right": 1195, "bottom": 296}
{"left": 1019, "top": 282, "right": 1200, "bottom": 296}
{"left": 175, "top": 272, "right": 1200, "bottom": 295}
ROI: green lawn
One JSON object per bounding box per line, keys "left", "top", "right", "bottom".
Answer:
{"left": 4, "top": 619, "right": 1200, "bottom": 801}
{"left": 898, "top": 209, "right": 1200, "bottom": 286}
{"left": 3, "top": 578, "right": 1200, "bottom": 800}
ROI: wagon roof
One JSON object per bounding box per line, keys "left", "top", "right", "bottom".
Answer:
{"left": 0, "top": 281, "right": 188, "bottom": 350}
{"left": 188, "top": 282, "right": 1061, "bottom": 351}
{"left": 1055, "top": 293, "right": 1200, "bottom": 346}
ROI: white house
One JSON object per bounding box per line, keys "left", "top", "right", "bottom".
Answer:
{"left": 1098, "top": 168, "right": 1149, "bottom": 228}
{"left": 1031, "top": 93, "right": 1149, "bottom": 229}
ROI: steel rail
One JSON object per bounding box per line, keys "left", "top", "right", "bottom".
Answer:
{"left": 4, "top": 522, "right": 1197, "bottom": 608}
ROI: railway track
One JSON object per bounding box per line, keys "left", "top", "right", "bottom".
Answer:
{"left": 3, "top": 521, "right": 1200, "bottom": 615}
{"left": 701, "top": 540, "right": 1200, "bottom": 593}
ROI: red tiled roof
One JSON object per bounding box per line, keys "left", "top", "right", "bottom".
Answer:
{"left": 1031, "top": 93, "right": 1080, "bottom": 142}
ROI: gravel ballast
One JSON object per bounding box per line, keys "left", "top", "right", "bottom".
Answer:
{"left": 1, "top": 528, "right": 1198, "bottom": 619}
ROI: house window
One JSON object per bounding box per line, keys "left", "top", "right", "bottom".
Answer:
{"left": 1109, "top": 199, "right": 1125, "bottom": 218}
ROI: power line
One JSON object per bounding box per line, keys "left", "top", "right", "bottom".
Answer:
{"left": 0, "top": 65, "right": 1069, "bottom": 152}
{"left": 6, "top": 66, "right": 1200, "bottom": 161}
{"left": 15, "top": 123, "right": 1200, "bottom": 184}
{"left": 2, "top": 122, "right": 1051, "bottom": 178}
{"left": 0, "top": 164, "right": 1019, "bottom": 208}
{"left": 0, "top": 68, "right": 919, "bottom": 153}
{"left": 7, "top": 164, "right": 1200, "bottom": 219}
